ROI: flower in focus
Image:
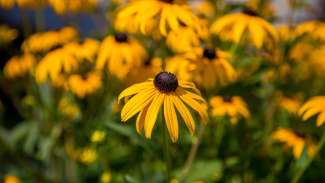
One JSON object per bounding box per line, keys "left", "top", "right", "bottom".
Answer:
{"left": 68, "top": 72, "right": 102, "bottom": 98}
{"left": 3, "top": 175, "right": 21, "bottom": 183}
{"left": 0, "top": 25, "right": 18, "bottom": 45}
{"left": 96, "top": 32, "right": 147, "bottom": 79}
{"left": 101, "top": 171, "right": 112, "bottom": 183}
{"left": 166, "top": 27, "right": 200, "bottom": 53}
{"left": 79, "top": 147, "right": 97, "bottom": 164}
{"left": 22, "top": 27, "right": 78, "bottom": 53}
{"left": 299, "top": 96, "right": 325, "bottom": 127}
{"left": 58, "top": 97, "right": 81, "bottom": 119}
{"left": 116, "top": 0, "right": 200, "bottom": 36}
{"left": 4, "top": 53, "right": 35, "bottom": 79}
{"left": 118, "top": 72, "right": 208, "bottom": 142}
{"left": 210, "top": 7, "right": 277, "bottom": 48}
{"left": 184, "top": 47, "right": 237, "bottom": 89}
{"left": 272, "top": 128, "right": 315, "bottom": 159}
{"left": 91, "top": 130, "right": 106, "bottom": 143}
{"left": 209, "top": 96, "right": 250, "bottom": 124}
{"left": 126, "top": 57, "right": 162, "bottom": 84}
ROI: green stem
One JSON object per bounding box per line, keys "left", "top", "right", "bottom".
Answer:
{"left": 291, "top": 130, "right": 325, "bottom": 183}
{"left": 163, "top": 123, "right": 171, "bottom": 181}
{"left": 215, "top": 119, "right": 225, "bottom": 156}
{"left": 179, "top": 125, "right": 206, "bottom": 182}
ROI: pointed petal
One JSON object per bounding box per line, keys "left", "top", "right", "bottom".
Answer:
{"left": 172, "top": 95, "right": 195, "bottom": 135}
{"left": 144, "top": 93, "right": 165, "bottom": 138}
{"left": 164, "top": 95, "right": 179, "bottom": 142}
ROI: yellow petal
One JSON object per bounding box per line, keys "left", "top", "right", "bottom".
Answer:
{"left": 316, "top": 112, "right": 325, "bottom": 127}
{"left": 172, "top": 95, "right": 195, "bottom": 135}
{"left": 302, "top": 107, "right": 322, "bottom": 121}
{"left": 164, "top": 95, "right": 179, "bottom": 142}
{"left": 121, "top": 88, "right": 156, "bottom": 121}
{"left": 144, "top": 93, "right": 164, "bottom": 139}
{"left": 136, "top": 105, "right": 149, "bottom": 134}
{"left": 118, "top": 81, "right": 153, "bottom": 102}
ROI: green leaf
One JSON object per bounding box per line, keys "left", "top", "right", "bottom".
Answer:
{"left": 185, "top": 159, "right": 223, "bottom": 183}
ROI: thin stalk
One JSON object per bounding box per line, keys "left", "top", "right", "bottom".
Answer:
{"left": 179, "top": 124, "right": 206, "bottom": 182}
{"left": 291, "top": 130, "right": 325, "bottom": 183}
{"left": 215, "top": 120, "right": 225, "bottom": 156}
{"left": 163, "top": 121, "right": 171, "bottom": 181}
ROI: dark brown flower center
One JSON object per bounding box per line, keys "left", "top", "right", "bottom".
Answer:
{"left": 160, "top": 0, "right": 173, "bottom": 3}
{"left": 154, "top": 72, "right": 178, "bottom": 93}
{"left": 203, "top": 47, "right": 216, "bottom": 60}
{"left": 114, "top": 32, "right": 128, "bottom": 43}
{"left": 242, "top": 7, "right": 259, "bottom": 17}
{"left": 294, "top": 130, "right": 306, "bottom": 138}
{"left": 223, "top": 96, "right": 232, "bottom": 103}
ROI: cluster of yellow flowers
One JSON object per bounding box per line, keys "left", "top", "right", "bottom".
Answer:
{"left": 0, "top": 0, "right": 98, "bottom": 13}
{"left": 2, "top": 1, "right": 325, "bottom": 181}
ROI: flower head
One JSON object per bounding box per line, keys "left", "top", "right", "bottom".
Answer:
{"left": 4, "top": 53, "right": 35, "bottom": 79}
{"left": 96, "top": 32, "right": 147, "bottom": 79}
{"left": 184, "top": 47, "right": 237, "bottom": 89}
{"left": 116, "top": 0, "right": 200, "bottom": 36}
{"left": 272, "top": 128, "right": 315, "bottom": 159}
{"left": 210, "top": 8, "right": 277, "bottom": 48}
{"left": 209, "top": 96, "right": 250, "bottom": 124}
{"left": 68, "top": 72, "right": 102, "bottom": 98}
{"left": 118, "top": 72, "right": 207, "bottom": 142}
{"left": 299, "top": 96, "right": 325, "bottom": 127}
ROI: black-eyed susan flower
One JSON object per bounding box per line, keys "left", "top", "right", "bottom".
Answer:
{"left": 116, "top": 0, "right": 200, "bottom": 36}
{"left": 210, "top": 7, "right": 277, "bottom": 48}
{"left": 118, "top": 72, "right": 208, "bottom": 142}
{"left": 184, "top": 47, "right": 237, "bottom": 89}
{"left": 166, "top": 27, "right": 200, "bottom": 53}
{"left": 126, "top": 57, "right": 162, "bottom": 84}
{"left": 209, "top": 96, "right": 250, "bottom": 124}
{"left": 68, "top": 72, "right": 102, "bottom": 98}
{"left": 295, "top": 20, "right": 325, "bottom": 41}
{"left": 272, "top": 128, "right": 315, "bottom": 159}
{"left": 22, "top": 27, "right": 78, "bottom": 53}
{"left": 4, "top": 53, "right": 35, "bottom": 79}
{"left": 245, "top": 0, "right": 275, "bottom": 19}
{"left": 299, "top": 96, "right": 325, "bottom": 127}
{"left": 96, "top": 32, "right": 147, "bottom": 79}
{"left": 165, "top": 55, "right": 196, "bottom": 82}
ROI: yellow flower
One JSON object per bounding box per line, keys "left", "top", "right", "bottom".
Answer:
{"left": 295, "top": 20, "right": 325, "bottom": 40}
{"left": 68, "top": 72, "right": 102, "bottom": 98}
{"left": 209, "top": 96, "right": 250, "bottom": 124}
{"left": 91, "top": 130, "right": 106, "bottom": 143}
{"left": 279, "top": 96, "right": 301, "bottom": 114}
{"left": 166, "top": 27, "right": 200, "bottom": 53}
{"left": 100, "top": 171, "right": 112, "bottom": 183}
{"left": 299, "top": 96, "right": 325, "bottom": 127}
{"left": 118, "top": 72, "right": 208, "bottom": 142}
{"left": 277, "top": 24, "right": 295, "bottom": 42}
{"left": 58, "top": 97, "right": 81, "bottom": 119}
{"left": 184, "top": 47, "right": 237, "bottom": 89}
{"left": 0, "top": 25, "right": 18, "bottom": 45}
{"left": 79, "top": 147, "right": 97, "bottom": 164}
{"left": 35, "top": 38, "right": 98, "bottom": 85}
{"left": 210, "top": 8, "right": 277, "bottom": 48}
{"left": 125, "top": 57, "right": 162, "bottom": 84}
{"left": 3, "top": 175, "right": 21, "bottom": 183}
{"left": 272, "top": 128, "right": 316, "bottom": 159}
{"left": 96, "top": 32, "right": 147, "bottom": 79}
{"left": 116, "top": 0, "right": 200, "bottom": 36}
{"left": 22, "top": 27, "right": 78, "bottom": 53}
{"left": 165, "top": 55, "right": 196, "bottom": 82}
{"left": 191, "top": 0, "right": 215, "bottom": 19}
{"left": 4, "top": 53, "right": 35, "bottom": 79}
